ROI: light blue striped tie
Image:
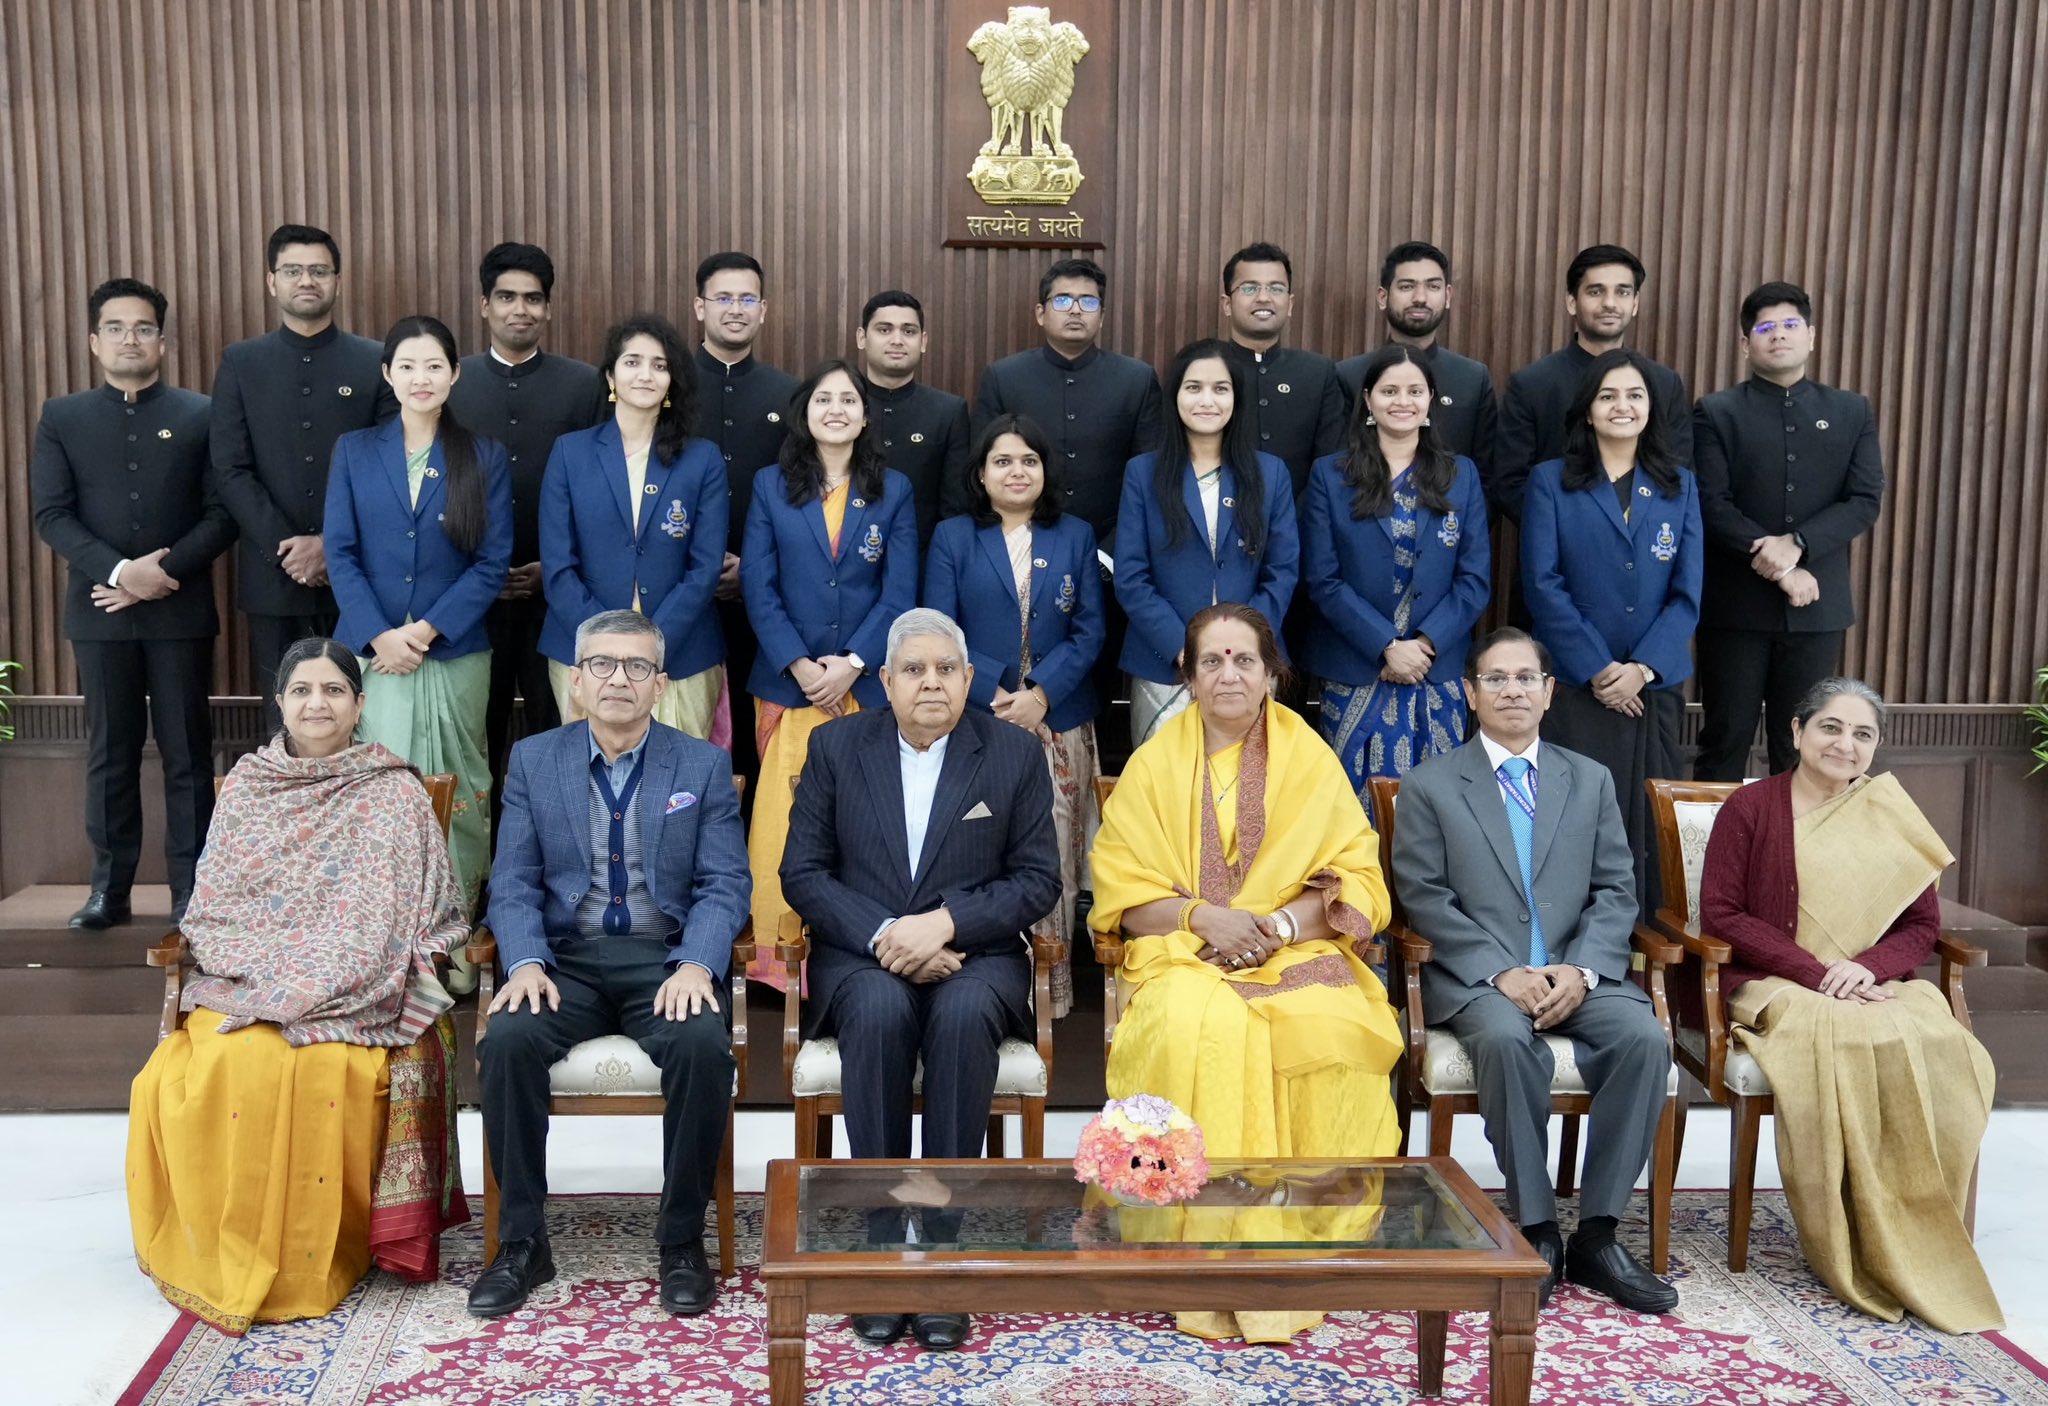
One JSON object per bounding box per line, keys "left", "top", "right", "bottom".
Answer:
{"left": 1497, "top": 757, "right": 1549, "bottom": 967}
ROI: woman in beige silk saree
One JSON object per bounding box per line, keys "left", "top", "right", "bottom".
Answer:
{"left": 1699, "top": 677, "right": 2000, "bottom": 1333}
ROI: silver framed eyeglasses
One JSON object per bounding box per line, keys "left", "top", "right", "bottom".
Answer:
{"left": 1475, "top": 671, "right": 1550, "bottom": 692}
{"left": 708, "top": 293, "right": 762, "bottom": 310}
{"left": 1232, "top": 281, "right": 1290, "bottom": 298}
{"left": 578, "top": 655, "right": 659, "bottom": 681}
{"left": 96, "top": 323, "right": 162, "bottom": 343}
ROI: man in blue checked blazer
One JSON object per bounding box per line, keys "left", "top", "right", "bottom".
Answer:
{"left": 781, "top": 607, "right": 1060, "bottom": 1351}
{"left": 471, "top": 610, "right": 750, "bottom": 1320}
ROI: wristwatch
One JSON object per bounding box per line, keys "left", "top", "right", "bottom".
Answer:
{"left": 1635, "top": 661, "right": 1657, "bottom": 686}
{"left": 1790, "top": 531, "right": 1808, "bottom": 560}
{"left": 846, "top": 652, "right": 867, "bottom": 674}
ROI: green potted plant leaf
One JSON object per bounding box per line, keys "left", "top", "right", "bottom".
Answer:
{"left": 2027, "top": 665, "right": 2048, "bottom": 774}
{"left": 0, "top": 660, "right": 18, "bottom": 742}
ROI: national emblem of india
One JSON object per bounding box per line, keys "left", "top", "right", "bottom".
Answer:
{"left": 966, "top": 6, "right": 1091, "bottom": 204}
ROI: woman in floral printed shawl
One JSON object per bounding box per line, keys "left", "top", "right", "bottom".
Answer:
{"left": 126, "top": 638, "right": 471, "bottom": 1335}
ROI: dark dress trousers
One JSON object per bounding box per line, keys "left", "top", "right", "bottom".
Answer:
{"left": 1336, "top": 341, "right": 1499, "bottom": 486}
{"left": 30, "top": 382, "right": 236, "bottom": 896}
{"left": 1690, "top": 375, "right": 1884, "bottom": 779}
{"left": 1217, "top": 341, "right": 1348, "bottom": 498}
{"left": 781, "top": 706, "right": 1060, "bottom": 1161}
{"left": 449, "top": 350, "right": 608, "bottom": 780}
{"left": 865, "top": 377, "right": 971, "bottom": 551}
{"left": 209, "top": 324, "right": 397, "bottom": 705}
{"left": 482, "top": 720, "right": 750, "bottom": 1245}
{"left": 1391, "top": 739, "right": 1669, "bottom": 1226}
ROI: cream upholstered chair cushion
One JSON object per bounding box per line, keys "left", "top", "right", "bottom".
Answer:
{"left": 1672, "top": 799, "right": 1727, "bottom": 924}
{"left": 1676, "top": 1025, "right": 1771, "bottom": 1096}
{"left": 790, "top": 1036, "right": 1047, "bottom": 1098}
{"left": 1421, "top": 1027, "right": 1681, "bottom": 1096}
{"left": 548, "top": 1034, "right": 739, "bottom": 1097}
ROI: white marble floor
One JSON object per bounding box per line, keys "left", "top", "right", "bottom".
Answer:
{"left": 7, "top": 1107, "right": 2045, "bottom": 1406}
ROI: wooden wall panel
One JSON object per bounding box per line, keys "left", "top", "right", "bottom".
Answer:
{"left": 2, "top": 0, "right": 2045, "bottom": 704}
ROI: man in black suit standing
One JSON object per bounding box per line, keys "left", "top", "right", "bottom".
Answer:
{"left": 31, "top": 278, "right": 237, "bottom": 929}
{"left": 781, "top": 607, "right": 1060, "bottom": 1352}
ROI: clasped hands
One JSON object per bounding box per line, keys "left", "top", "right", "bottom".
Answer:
{"left": 1750, "top": 534, "right": 1819, "bottom": 606}
{"left": 790, "top": 655, "right": 860, "bottom": 715}
{"left": 1379, "top": 636, "right": 1436, "bottom": 686}
{"left": 1191, "top": 903, "right": 1287, "bottom": 971}
{"left": 92, "top": 547, "right": 178, "bottom": 613}
{"left": 1589, "top": 660, "right": 1647, "bottom": 717}
{"left": 877, "top": 907, "right": 961, "bottom": 984}
{"left": 1496, "top": 964, "right": 1589, "bottom": 1030}
{"left": 1817, "top": 958, "right": 1892, "bottom": 1002}
{"left": 368, "top": 619, "right": 439, "bottom": 675}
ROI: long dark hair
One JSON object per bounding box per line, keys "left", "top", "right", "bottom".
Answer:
{"left": 1560, "top": 347, "right": 1681, "bottom": 496}
{"left": 382, "top": 315, "right": 487, "bottom": 553}
{"left": 598, "top": 313, "right": 697, "bottom": 465}
{"left": 962, "top": 413, "right": 1064, "bottom": 527}
{"left": 1337, "top": 344, "right": 1457, "bottom": 518}
{"left": 780, "top": 358, "right": 886, "bottom": 506}
{"left": 1153, "top": 338, "right": 1266, "bottom": 556}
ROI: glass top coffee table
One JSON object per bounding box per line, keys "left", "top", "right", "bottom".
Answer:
{"left": 760, "top": 1157, "right": 1547, "bottom": 1405}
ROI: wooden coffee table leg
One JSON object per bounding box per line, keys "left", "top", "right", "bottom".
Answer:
{"left": 767, "top": 1282, "right": 808, "bottom": 1406}
{"left": 1490, "top": 1280, "right": 1540, "bottom": 1406}
{"left": 1416, "top": 1310, "right": 1448, "bottom": 1395}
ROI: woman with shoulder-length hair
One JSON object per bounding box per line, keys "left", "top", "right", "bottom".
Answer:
{"left": 1521, "top": 346, "right": 1701, "bottom": 917}
{"left": 538, "top": 313, "right": 729, "bottom": 746}
{"left": 1700, "top": 676, "right": 2001, "bottom": 1332}
{"left": 924, "top": 412, "right": 1105, "bottom": 1016}
{"left": 741, "top": 358, "right": 917, "bottom": 980}
{"left": 325, "top": 314, "right": 511, "bottom": 928}
{"left": 1300, "top": 344, "right": 1490, "bottom": 819}
{"left": 1115, "top": 337, "right": 1298, "bottom": 746}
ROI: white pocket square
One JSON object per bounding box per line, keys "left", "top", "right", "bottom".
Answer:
{"left": 962, "top": 800, "right": 994, "bottom": 821}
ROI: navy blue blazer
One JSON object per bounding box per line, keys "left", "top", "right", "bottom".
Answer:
{"left": 536, "top": 421, "right": 728, "bottom": 679}
{"left": 1298, "top": 453, "right": 1492, "bottom": 685}
{"left": 780, "top": 706, "right": 1060, "bottom": 1033}
{"left": 487, "top": 720, "right": 751, "bottom": 977}
{"left": 739, "top": 466, "right": 918, "bottom": 709}
{"left": 1113, "top": 451, "right": 1300, "bottom": 683}
{"left": 1521, "top": 458, "right": 1704, "bottom": 689}
{"left": 922, "top": 513, "right": 1104, "bottom": 733}
{"left": 325, "top": 418, "right": 511, "bottom": 659}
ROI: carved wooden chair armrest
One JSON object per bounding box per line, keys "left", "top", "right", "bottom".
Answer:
{"left": 147, "top": 931, "right": 188, "bottom": 1042}
{"left": 1089, "top": 926, "right": 1126, "bottom": 1058}
{"left": 729, "top": 920, "right": 755, "bottom": 1080}
{"left": 1028, "top": 931, "right": 1065, "bottom": 1068}
{"left": 467, "top": 929, "right": 500, "bottom": 1044}
{"left": 1652, "top": 907, "right": 1730, "bottom": 1084}
{"left": 1384, "top": 922, "right": 1434, "bottom": 1104}
{"left": 777, "top": 912, "right": 810, "bottom": 1076}
{"left": 1629, "top": 924, "right": 1681, "bottom": 1046}
{"left": 1935, "top": 929, "right": 1987, "bottom": 1029}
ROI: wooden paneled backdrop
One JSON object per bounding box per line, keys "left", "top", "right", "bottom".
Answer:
{"left": 2, "top": 0, "right": 2045, "bottom": 702}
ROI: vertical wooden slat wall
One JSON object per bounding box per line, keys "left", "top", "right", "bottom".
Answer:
{"left": 1, "top": 0, "right": 2042, "bottom": 701}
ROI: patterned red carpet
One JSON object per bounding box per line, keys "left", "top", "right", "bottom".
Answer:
{"left": 117, "top": 1192, "right": 2048, "bottom": 1405}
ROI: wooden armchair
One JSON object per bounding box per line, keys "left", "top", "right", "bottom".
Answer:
{"left": 1369, "top": 775, "right": 1682, "bottom": 1274}
{"left": 471, "top": 775, "right": 752, "bottom": 1278}
{"left": 148, "top": 773, "right": 458, "bottom": 1040}
{"left": 1643, "top": 777, "right": 1985, "bottom": 1270}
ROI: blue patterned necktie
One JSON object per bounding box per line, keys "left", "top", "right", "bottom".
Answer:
{"left": 1497, "top": 757, "right": 1549, "bottom": 966}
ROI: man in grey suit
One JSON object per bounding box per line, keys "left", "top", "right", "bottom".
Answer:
{"left": 1391, "top": 627, "right": 1676, "bottom": 1314}
{"left": 470, "top": 610, "right": 751, "bottom": 1320}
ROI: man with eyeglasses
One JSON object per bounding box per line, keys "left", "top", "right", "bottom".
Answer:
{"left": 1391, "top": 626, "right": 1676, "bottom": 1317}
{"left": 855, "top": 289, "right": 970, "bottom": 549}
{"left": 692, "top": 250, "right": 797, "bottom": 780}
{"left": 1337, "top": 240, "right": 1499, "bottom": 485}
{"left": 210, "top": 223, "right": 396, "bottom": 720}
{"left": 971, "top": 258, "right": 1161, "bottom": 758}
{"left": 31, "top": 278, "right": 237, "bottom": 931}
{"left": 449, "top": 242, "right": 608, "bottom": 830}
{"left": 473, "top": 609, "right": 750, "bottom": 1319}
{"left": 1690, "top": 282, "right": 1884, "bottom": 781}
{"left": 1212, "top": 242, "right": 1346, "bottom": 498}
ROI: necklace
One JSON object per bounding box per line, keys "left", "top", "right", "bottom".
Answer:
{"left": 1207, "top": 760, "right": 1239, "bottom": 804}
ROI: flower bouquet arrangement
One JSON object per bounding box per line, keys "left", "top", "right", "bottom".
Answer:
{"left": 1072, "top": 1093, "right": 1208, "bottom": 1205}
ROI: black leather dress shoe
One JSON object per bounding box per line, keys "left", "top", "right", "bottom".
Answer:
{"left": 1525, "top": 1225, "right": 1565, "bottom": 1307}
{"left": 911, "top": 1312, "right": 971, "bottom": 1350}
{"left": 1565, "top": 1235, "right": 1679, "bottom": 1315}
{"left": 658, "top": 1238, "right": 716, "bottom": 1315}
{"left": 468, "top": 1235, "right": 556, "bottom": 1318}
{"left": 69, "top": 892, "right": 132, "bottom": 930}
{"left": 849, "top": 1313, "right": 910, "bottom": 1344}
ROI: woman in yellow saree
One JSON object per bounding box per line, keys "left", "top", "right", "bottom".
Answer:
{"left": 1089, "top": 602, "right": 1403, "bottom": 1342}
{"left": 1701, "top": 676, "right": 2000, "bottom": 1333}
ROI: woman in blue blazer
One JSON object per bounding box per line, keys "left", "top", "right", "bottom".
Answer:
{"left": 538, "top": 314, "right": 729, "bottom": 743}
{"left": 1115, "top": 337, "right": 1298, "bottom": 745}
{"left": 1300, "top": 345, "right": 1490, "bottom": 816}
{"left": 741, "top": 358, "right": 917, "bottom": 969}
{"left": 326, "top": 314, "right": 510, "bottom": 926}
{"left": 1522, "top": 346, "right": 1703, "bottom": 918}
{"left": 924, "top": 412, "right": 1103, "bottom": 1016}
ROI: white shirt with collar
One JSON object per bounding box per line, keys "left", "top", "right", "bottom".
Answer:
{"left": 1474, "top": 729, "right": 1597, "bottom": 990}
{"left": 870, "top": 728, "right": 952, "bottom": 951}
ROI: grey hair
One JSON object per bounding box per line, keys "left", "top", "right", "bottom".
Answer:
{"left": 1792, "top": 676, "right": 1886, "bottom": 736}
{"left": 885, "top": 608, "right": 969, "bottom": 668}
{"left": 574, "top": 609, "right": 665, "bottom": 668}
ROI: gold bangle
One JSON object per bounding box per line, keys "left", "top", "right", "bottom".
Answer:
{"left": 1178, "top": 898, "right": 1202, "bottom": 932}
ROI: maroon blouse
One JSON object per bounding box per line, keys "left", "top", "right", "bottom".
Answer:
{"left": 1697, "top": 769, "right": 1941, "bottom": 994}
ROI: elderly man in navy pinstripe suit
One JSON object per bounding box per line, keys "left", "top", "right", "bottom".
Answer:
{"left": 470, "top": 610, "right": 751, "bottom": 1320}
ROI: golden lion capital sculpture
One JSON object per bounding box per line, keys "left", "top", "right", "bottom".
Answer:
{"left": 966, "top": 6, "right": 1090, "bottom": 205}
